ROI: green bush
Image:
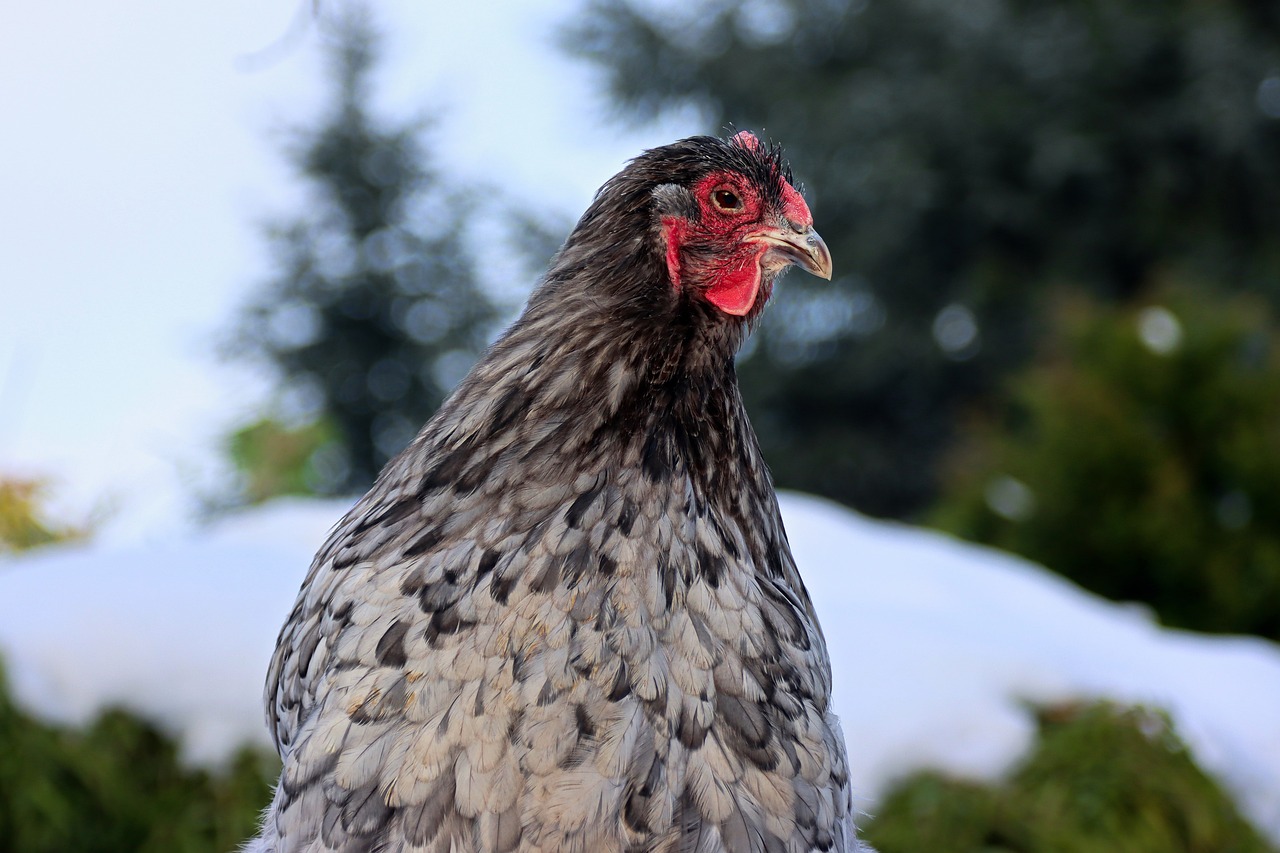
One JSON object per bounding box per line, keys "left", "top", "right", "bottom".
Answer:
{"left": 864, "top": 703, "right": 1275, "bottom": 853}
{"left": 0, "top": 661, "right": 276, "bottom": 852}
{"left": 0, "top": 477, "right": 90, "bottom": 555}
{"left": 933, "top": 284, "right": 1280, "bottom": 639}
{"left": 225, "top": 416, "right": 340, "bottom": 505}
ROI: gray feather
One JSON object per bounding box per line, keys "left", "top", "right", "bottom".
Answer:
{"left": 249, "top": 134, "right": 869, "bottom": 853}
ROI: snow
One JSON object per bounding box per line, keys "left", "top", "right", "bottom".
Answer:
{"left": 2, "top": 492, "right": 1278, "bottom": 841}
{"left": 782, "top": 494, "right": 1280, "bottom": 837}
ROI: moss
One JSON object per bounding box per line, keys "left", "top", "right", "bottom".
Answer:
{"left": 0, "top": 661, "right": 278, "bottom": 852}
{"left": 864, "top": 702, "right": 1275, "bottom": 853}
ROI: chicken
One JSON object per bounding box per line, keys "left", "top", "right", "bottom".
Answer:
{"left": 248, "top": 132, "right": 868, "bottom": 852}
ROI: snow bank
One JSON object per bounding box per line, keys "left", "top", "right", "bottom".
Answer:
{"left": 1, "top": 493, "right": 1277, "bottom": 840}
{"left": 0, "top": 498, "right": 345, "bottom": 763}
{"left": 785, "top": 493, "right": 1280, "bottom": 840}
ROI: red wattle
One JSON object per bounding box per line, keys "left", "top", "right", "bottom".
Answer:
{"left": 705, "top": 253, "right": 763, "bottom": 316}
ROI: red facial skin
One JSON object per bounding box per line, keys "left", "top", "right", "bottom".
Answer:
{"left": 661, "top": 141, "right": 814, "bottom": 317}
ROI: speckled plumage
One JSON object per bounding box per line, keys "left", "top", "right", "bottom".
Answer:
{"left": 249, "top": 135, "right": 868, "bottom": 853}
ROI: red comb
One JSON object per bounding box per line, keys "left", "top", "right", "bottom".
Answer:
{"left": 732, "top": 130, "right": 761, "bottom": 151}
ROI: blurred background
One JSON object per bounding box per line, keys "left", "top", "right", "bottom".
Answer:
{"left": 2, "top": 0, "right": 1280, "bottom": 850}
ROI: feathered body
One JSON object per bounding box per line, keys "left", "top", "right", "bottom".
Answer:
{"left": 251, "top": 134, "right": 864, "bottom": 852}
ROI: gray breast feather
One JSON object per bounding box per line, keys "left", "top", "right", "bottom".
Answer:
{"left": 254, "top": 458, "right": 857, "bottom": 853}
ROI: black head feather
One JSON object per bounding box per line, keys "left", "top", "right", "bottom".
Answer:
{"left": 535, "top": 133, "right": 801, "bottom": 323}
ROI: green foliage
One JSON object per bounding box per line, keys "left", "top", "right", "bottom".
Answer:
{"left": 568, "top": 0, "right": 1280, "bottom": 518}
{"left": 226, "top": 8, "right": 496, "bottom": 497}
{"left": 864, "top": 702, "right": 1275, "bottom": 853}
{"left": 933, "top": 284, "right": 1280, "bottom": 638}
{"left": 225, "top": 416, "right": 341, "bottom": 504}
{"left": 0, "top": 477, "right": 89, "bottom": 555}
{"left": 0, "top": 660, "right": 277, "bottom": 852}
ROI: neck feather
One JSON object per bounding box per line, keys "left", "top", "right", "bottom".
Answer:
{"left": 397, "top": 233, "right": 756, "bottom": 491}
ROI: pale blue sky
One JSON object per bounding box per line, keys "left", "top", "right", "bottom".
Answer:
{"left": 0, "top": 0, "right": 697, "bottom": 538}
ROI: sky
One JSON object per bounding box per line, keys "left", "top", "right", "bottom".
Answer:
{"left": 0, "top": 0, "right": 696, "bottom": 541}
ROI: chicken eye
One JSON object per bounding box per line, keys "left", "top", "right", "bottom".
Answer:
{"left": 712, "top": 187, "right": 743, "bottom": 212}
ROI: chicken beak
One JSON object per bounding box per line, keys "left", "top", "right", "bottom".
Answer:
{"left": 756, "top": 226, "right": 833, "bottom": 281}
{"left": 796, "top": 227, "right": 833, "bottom": 280}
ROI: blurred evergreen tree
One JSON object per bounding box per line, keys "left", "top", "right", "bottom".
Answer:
{"left": 932, "top": 284, "right": 1280, "bottom": 639}
{"left": 567, "top": 0, "right": 1280, "bottom": 518}
{"left": 227, "top": 9, "right": 496, "bottom": 497}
